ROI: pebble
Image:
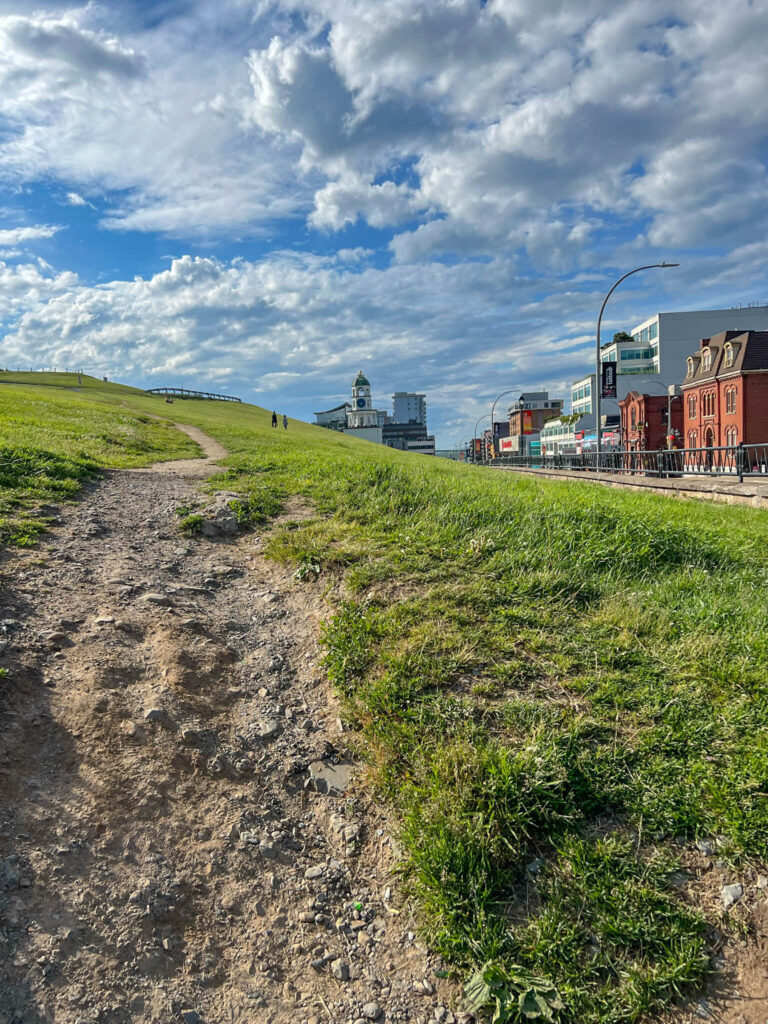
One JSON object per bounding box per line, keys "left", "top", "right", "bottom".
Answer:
{"left": 304, "top": 865, "right": 324, "bottom": 880}
{"left": 180, "top": 1012, "right": 200, "bottom": 1024}
{"left": 144, "top": 708, "right": 174, "bottom": 729}
{"left": 257, "top": 719, "right": 281, "bottom": 741}
{"left": 140, "top": 592, "right": 172, "bottom": 606}
{"left": 331, "top": 958, "right": 349, "bottom": 981}
{"left": 262, "top": 593, "right": 280, "bottom": 604}
{"left": 721, "top": 882, "right": 743, "bottom": 909}
{"left": 362, "top": 1003, "right": 382, "bottom": 1020}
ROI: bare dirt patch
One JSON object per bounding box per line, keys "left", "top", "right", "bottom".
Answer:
{"left": 0, "top": 431, "right": 456, "bottom": 1024}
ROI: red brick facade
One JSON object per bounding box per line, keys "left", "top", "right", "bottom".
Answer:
{"left": 681, "top": 330, "right": 768, "bottom": 450}
{"left": 619, "top": 391, "right": 683, "bottom": 450}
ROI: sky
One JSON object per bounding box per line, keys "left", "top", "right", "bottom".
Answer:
{"left": 1, "top": 0, "right": 768, "bottom": 446}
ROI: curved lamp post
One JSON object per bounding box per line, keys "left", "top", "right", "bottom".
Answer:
{"left": 489, "top": 387, "right": 525, "bottom": 461}
{"left": 595, "top": 262, "right": 679, "bottom": 455}
{"left": 472, "top": 413, "right": 490, "bottom": 463}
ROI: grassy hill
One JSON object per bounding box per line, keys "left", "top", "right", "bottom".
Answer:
{"left": 2, "top": 371, "right": 768, "bottom": 1022}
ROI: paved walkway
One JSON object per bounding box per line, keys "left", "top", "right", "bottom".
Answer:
{"left": 490, "top": 464, "right": 768, "bottom": 508}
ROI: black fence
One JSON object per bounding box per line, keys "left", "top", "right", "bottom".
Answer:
{"left": 146, "top": 387, "right": 242, "bottom": 403}
{"left": 483, "top": 443, "right": 768, "bottom": 482}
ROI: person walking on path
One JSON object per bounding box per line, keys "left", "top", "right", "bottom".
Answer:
{"left": 271, "top": 411, "right": 277, "bottom": 428}
{"left": 282, "top": 414, "right": 288, "bottom": 430}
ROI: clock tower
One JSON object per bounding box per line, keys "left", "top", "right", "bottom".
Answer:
{"left": 347, "top": 370, "right": 379, "bottom": 428}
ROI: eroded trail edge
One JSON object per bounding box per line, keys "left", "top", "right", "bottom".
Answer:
{"left": 0, "top": 438, "right": 451, "bottom": 1024}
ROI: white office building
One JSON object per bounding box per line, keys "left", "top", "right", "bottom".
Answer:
{"left": 572, "top": 303, "right": 768, "bottom": 425}
{"left": 393, "top": 392, "right": 426, "bottom": 425}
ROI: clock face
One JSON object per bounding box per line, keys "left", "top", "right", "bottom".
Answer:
{"left": 356, "top": 398, "right": 366, "bottom": 408}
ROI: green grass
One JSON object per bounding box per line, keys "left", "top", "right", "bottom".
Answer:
{"left": 0, "top": 375, "right": 199, "bottom": 544}
{"left": 2, "top": 372, "right": 768, "bottom": 1021}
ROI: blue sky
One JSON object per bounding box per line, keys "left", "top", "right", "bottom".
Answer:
{"left": 1, "top": 0, "right": 768, "bottom": 445}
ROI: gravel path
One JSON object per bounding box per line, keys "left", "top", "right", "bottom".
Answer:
{"left": 0, "top": 429, "right": 458, "bottom": 1024}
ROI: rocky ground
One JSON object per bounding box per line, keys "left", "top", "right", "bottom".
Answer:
{"left": 0, "top": 427, "right": 462, "bottom": 1024}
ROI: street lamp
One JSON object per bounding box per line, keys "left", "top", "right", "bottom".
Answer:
{"left": 489, "top": 387, "right": 524, "bottom": 461}
{"left": 472, "top": 414, "right": 490, "bottom": 463}
{"left": 638, "top": 378, "right": 682, "bottom": 449}
{"left": 595, "top": 262, "right": 679, "bottom": 455}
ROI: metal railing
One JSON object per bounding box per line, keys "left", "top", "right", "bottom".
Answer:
{"left": 146, "top": 387, "right": 242, "bottom": 402}
{"left": 484, "top": 443, "right": 768, "bottom": 482}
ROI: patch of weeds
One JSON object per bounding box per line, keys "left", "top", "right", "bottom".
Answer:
{"left": 293, "top": 558, "right": 320, "bottom": 582}
{"left": 178, "top": 513, "right": 204, "bottom": 535}
{"left": 464, "top": 962, "right": 564, "bottom": 1023}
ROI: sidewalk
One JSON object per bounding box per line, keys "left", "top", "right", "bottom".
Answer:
{"left": 490, "top": 464, "right": 768, "bottom": 509}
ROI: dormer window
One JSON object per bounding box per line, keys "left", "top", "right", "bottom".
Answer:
{"left": 724, "top": 343, "right": 735, "bottom": 368}
{"left": 686, "top": 357, "right": 695, "bottom": 378}
{"left": 701, "top": 347, "right": 712, "bottom": 371}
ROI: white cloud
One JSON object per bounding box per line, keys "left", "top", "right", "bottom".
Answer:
{"left": 0, "top": 224, "right": 62, "bottom": 245}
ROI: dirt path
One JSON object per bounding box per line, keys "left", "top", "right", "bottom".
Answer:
{"left": 0, "top": 429, "right": 454, "bottom": 1024}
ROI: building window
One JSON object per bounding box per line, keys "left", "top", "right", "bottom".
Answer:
{"left": 686, "top": 358, "right": 694, "bottom": 378}
{"left": 724, "top": 343, "right": 734, "bottom": 368}
{"left": 688, "top": 430, "right": 698, "bottom": 448}
{"left": 649, "top": 322, "right": 658, "bottom": 340}
{"left": 688, "top": 394, "right": 697, "bottom": 419}
{"left": 631, "top": 407, "right": 637, "bottom": 430}
{"left": 725, "top": 387, "right": 737, "bottom": 414}
{"left": 702, "top": 348, "right": 712, "bottom": 371}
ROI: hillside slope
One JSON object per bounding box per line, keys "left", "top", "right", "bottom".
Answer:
{"left": 1, "top": 372, "right": 768, "bottom": 1023}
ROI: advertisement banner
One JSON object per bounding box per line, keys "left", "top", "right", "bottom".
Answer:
{"left": 522, "top": 409, "right": 533, "bottom": 434}
{"left": 500, "top": 436, "right": 514, "bottom": 452}
{"left": 601, "top": 361, "right": 617, "bottom": 399}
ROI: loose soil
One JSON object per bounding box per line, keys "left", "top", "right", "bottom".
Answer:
{"left": 0, "top": 427, "right": 453, "bottom": 1024}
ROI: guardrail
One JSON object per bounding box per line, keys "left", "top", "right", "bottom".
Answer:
{"left": 146, "top": 387, "right": 242, "bottom": 402}
{"left": 482, "top": 443, "right": 768, "bottom": 482}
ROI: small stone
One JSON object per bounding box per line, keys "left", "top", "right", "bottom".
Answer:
{"left": 696, "top": 839, "right": 716, "bottom": 856}
{"left": 3, "top": 859, "right": 20, "bottom": 890}
{"left": 262, "top": 593, "right": 280, "bottom": 604}
{"left": 181, "top": 727, "right": 201, "bottom": 745}
{"left": 304, "top": 865, "right": 324, "bottom": 880}
{"left": 357, "top": 930, "right": 372, "bottom": 947}
{"left": 307, "top": 760, "right": 354, "bottom": 796}
{"left": 721, "top": 882, "right": 743, "bottom": 909}
{"left": 331, "top": 958, "right": 349, "bottom": 981}
{"left": 757, "top": 874, "right": 768, "bottom": 889}
{"left": 258, "top": 687, "right": 269, "bottom": 697}
{"left": 180, "top": 1011, "right": 200, "bottom": 1024}
{"left": 92, "top": 616, "right": 115, "bottom": 625}
{"left": 140, "top": 592, "right": 172, "bottom": 606}
{"left": 362, "top": 1003, "right": 382, "bottom": 1020}
{"left": 298, "top": 911, "right": 315, "bottom": 923}
{"left": 259, "top": 840, "right": 277, "bottom": 859}
{"left": 144, "top": 708, "right": 174, "bottom": 729}
{"left": 693, "top": 997, "right": 712, "bottom": 1019}
{"left": 257, "top": 719, "right": 281, "bottom": 741}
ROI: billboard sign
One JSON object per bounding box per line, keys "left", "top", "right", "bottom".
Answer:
{"left": 522, "top": 409, "right": 533, "bottom": 434}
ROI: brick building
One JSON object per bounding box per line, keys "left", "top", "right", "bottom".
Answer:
{"left": 619, "top": 391, "right": 683, "bottom": 450}
{"left": 681, "top": 330, "right": 768, "bottom": 450}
